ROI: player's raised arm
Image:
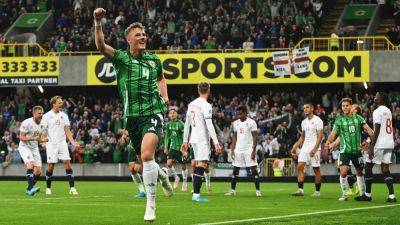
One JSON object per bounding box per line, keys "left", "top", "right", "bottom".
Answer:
{"left": 93, "top": 8, "right": 115, "bottom": 58}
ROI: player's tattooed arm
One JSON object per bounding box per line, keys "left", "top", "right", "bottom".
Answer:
{"left": 326, "top": 129, "right": 338, "bottom": 148}
{"left": 362, "top": 123, "right": 374, "bottom": 138}
{"left": 64, "top": 126, "right": 79, "bottom": 147}
{"left": 93, "top": 8, "right": 115, "bottom": 58}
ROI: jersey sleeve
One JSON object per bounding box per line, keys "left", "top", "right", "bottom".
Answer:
{"left": 201, "top": 104, "right": 213, "bottom": 120}
{"left": 301, "top": 120, "right": 305, "bottom": 132}
{"left": 63, "top": 113, "right": 71, "bottom": 127}
{"left": 111, "top": 49, "right": 125, "bottom": 67}
{"left": 251, "top": 120, "right": 258, "bottom": 132}
{"left": 232, "top": 122, "right": 237, "bottom": 133}
{"left": 372, "top": 110, "right": 382, "bottom": 125}
{"left": 316, "top": 118, "right": 323, "bottom": 130}
{"left": 357, "top": 114, "right": 366, "bottom": 125}
{"left": 19, "top": 120, "right": 28, "bottom": 133}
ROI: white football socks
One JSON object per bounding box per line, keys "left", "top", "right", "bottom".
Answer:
{"left": 131, "top": 173, "right": 145, "bottom": 193}
{"left": 143, "top": 160, "right": 159, "bottom": 209}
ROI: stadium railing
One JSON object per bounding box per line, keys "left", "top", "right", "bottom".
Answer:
{"left": 264, "top": 158, "right": 295, "bottom": 177}
{"left": 0, "top": 43, "right": 47, "bottom": 57}
{"left": 295, "top": 35, "right": 398, "bottom": 51}
{"left": 0, "top": 36, "right": 398, "bottom": 57}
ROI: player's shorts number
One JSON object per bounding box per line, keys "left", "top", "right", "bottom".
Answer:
{"left": 386, "top": 119, "right": 393, "bottom": 134}
{"left": 151, "top": 118, "right": 158, "bottom": 127}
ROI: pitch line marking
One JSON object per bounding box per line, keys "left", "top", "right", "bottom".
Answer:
{"left": 196, "top": 204, "right": 400, "bottom": 225}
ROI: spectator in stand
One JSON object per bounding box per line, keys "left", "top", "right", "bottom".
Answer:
{"left": 243, "top": 36, "right": 254, "bottom": 52}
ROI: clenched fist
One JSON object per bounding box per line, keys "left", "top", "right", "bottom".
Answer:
{"left": 93, "top": 8, "right": 106, "bottom": 21}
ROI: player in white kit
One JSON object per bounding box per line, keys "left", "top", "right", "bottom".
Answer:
{"left": 361, "top": 92, "right": 396, "bottom": 202}
{"left": 42, "top": 96, "right": 80, "bottom": 195}
{"left": 181, "top": 82, "right": 222, "bottom": 202}
{"left": 19, "top": 106, "right": 48, "bottom": 196}
{"left": 291, "top": 103, "right": 324, "bottom": 197}
{"left": 225, "top": 105, "right": 261, "bottom": 197}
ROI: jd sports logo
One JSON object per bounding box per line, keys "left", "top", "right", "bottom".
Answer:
{"left": 95, "top": 57, "right": 116, "bottom": 83}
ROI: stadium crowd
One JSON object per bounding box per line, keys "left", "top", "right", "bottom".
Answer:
{"left": 1, "top": 88, "right": 400, "bottom": 166}
{"left": 1, "top": 0, "right": 328, "bottom": 52}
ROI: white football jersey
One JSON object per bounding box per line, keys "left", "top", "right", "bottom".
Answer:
{"left": 301, "top": 115, "right": 323, "bottom": 149}
{"left": 186, "top": 97, "right": 213, "bottom": 144}
{"left": 42, "top": 110, "right": 70, "bottom": 143}
{"left": 19, "top": 118, "right": 45, "bottom": 149}
{"left": 233, "top": 117, "right": 257, "bottom": 152}
{"left": 373, "top": 105, "right": 394, "bottom": 149}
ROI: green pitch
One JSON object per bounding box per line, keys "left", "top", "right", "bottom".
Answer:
{"left": 0, "top": 181, "right": 399, "bottom": 225}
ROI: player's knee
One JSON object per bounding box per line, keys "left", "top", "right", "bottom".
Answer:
{"left": 26, "top": 162, "right": 34, "bottom": 169}
{"left": 181, "top": 164, "right": 187, "bottom": 170}
{"left": 381, "top": 164, "right": 390, "bottom": 174}
{"left": 197, "top": 161, "right": 207, "bottom": 169}
{"left": 355, "top": 167, "right": 363, "bottom": 176}
{"left": 141, "top": 151, "right": 154, "bottom": 162}
{"left": 167, "top": 160, "right": 173, "bottom": 167}
{"left": 34, "top": 167, "right": 42, "bottom": 175}
{"left": 63, "top": 161, "right": 72, "bottom": 169}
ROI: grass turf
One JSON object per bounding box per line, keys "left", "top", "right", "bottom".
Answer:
{"left": 0, "top": 181, "right": 399, "bottom": 225}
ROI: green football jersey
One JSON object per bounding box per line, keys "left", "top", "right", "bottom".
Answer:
{"left": 112, "top": 50, "right": 167, "bottom": 117}
{"left": 163, "top": 119, "right": 184, "bottom": 151}
{"left": 333, "top": 114, "right": 366, "bottom": 154}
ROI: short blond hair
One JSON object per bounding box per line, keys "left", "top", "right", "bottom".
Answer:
{"left": 50, "top": 96, "right": 62, "bottom": 106}
{"left": 125, "top": 22, "right": 145, "bottom": 37}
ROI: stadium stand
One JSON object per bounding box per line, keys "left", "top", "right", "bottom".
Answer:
{"left": 1, "top": 86, "right": 399, "bottom": 166}
{"left": 1, "top": 0, "right": 330, "bottom": 52}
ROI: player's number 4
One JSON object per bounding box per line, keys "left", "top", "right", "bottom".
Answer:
{"left": 143, "top": 68, "right": 149, "bottom": 79}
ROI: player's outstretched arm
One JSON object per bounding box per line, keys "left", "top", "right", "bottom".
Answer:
{"left": 93, "top": 8, "right": 115, "bottom": 58}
